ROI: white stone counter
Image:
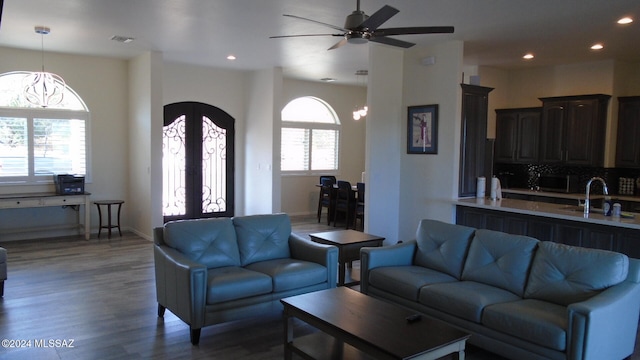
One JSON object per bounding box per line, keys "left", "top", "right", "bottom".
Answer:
{"left": 455, "top": 197, "right": 640, "bottom": 230}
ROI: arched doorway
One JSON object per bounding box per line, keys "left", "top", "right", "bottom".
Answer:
{"left": 163, "top": 102, "right": 234, "bottom": 222}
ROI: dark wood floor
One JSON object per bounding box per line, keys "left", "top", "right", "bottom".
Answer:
{"left": 0, "top": 215, "right": 637, "bottom": 359}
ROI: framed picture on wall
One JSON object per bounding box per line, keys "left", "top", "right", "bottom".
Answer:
{"left": 407, "top": 104, "right": 438, "bottom": 154}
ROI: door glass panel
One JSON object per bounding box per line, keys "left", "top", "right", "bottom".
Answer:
{"left": 163, "top": 116, "right": 186, "bottom": 216}
{"left": 202, "top": 116, "right": 227, "bottom": 214}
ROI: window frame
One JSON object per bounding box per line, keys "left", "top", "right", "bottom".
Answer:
{"left": 0, "top": 106, "right": 92, "bottom": 185}
{"left": 280, "top": 97, "right": 341, "bottom": 176}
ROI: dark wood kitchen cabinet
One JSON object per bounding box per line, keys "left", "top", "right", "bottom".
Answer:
{"left": 538, "top": 94, "right": 610, "bottom": 166}
{"left": 615, "top": 96, "right": 640, "bottom": 168}
{"left": 459, "top": 84, "right": 493, "bottom": 197}
{"left": 455, "top": 205, "right": 640, "bottom": 258}
{"left": 494, "top": 107, "right": 541, "bottom": 163}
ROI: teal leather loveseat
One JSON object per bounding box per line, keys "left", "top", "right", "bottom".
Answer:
{"left": 154, "top": 213, "right": 338, "bottom": 344}
{"left": 361, "top": 219, "right": 640, "bottom": 360}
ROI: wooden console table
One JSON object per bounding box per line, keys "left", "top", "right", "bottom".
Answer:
{"left": 0, "top": 192, "right": 91, "bottom": 240}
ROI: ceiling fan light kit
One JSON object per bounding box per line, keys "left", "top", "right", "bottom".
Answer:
{"left": 270, "top": 0, "right": 454, "bottom": 51}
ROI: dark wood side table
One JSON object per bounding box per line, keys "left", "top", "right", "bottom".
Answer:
{"left": 94, "top": 200, "right": 124, "bottom": 238}
{"left": 309, "top": 230, "right": 384, "bottom": 286}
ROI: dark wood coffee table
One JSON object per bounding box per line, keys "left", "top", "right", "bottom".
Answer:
{"left": 309, "top": 230, "right": 384, "bottom": 286}
{"left": 282, "top": 287, "right": 470, "bottom": 360}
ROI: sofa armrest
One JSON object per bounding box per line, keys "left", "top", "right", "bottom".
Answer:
{"left": 289, "top": 233, "right": 338, "bottom": 288}
{"left": 359, "top": 241, "right": 416, "bottom": 294}
{"left": 153, "top": 244, "right": 208, "bottom": 329}
{"left": 567, "top": 280, "right": 640, "bottom": 360}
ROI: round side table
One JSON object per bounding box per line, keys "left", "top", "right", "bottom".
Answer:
{"left": 94, "top": 200, "right": 124, "bottom": 238}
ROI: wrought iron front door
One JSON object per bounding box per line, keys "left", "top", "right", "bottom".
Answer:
{"left": 163, "top": 102, "right": 235, "bottom": 222}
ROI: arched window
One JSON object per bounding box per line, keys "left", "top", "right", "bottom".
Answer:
{"left": 0, "top": 71, "right": 91, "bottom": 185}
{"left": 281, "top": 97, "right": 340, "bottom": 173}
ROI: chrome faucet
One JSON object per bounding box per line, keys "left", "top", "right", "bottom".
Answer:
{"left": 584, "top": 177, "right": 608, "bottom": 215}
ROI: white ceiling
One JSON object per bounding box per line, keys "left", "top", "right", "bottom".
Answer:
{"left": 1, "top": 0, "right": 639, "bottom": 86}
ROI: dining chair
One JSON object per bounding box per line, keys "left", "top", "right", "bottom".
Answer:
{"left": 333, "top": 180, "right": 356, "bottom": 229}
{"left": 317, "top": 176, "right": 336, "bottom": 224}
{"left": 354, "top": 182, "right": 365, "bottom": 231}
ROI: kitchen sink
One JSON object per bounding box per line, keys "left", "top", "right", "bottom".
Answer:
{"left": 558, "top": 205, "right": 604, "bottom": 214}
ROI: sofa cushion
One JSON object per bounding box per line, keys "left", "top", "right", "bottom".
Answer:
{"left": 206, "top": 266, "right": 272, "bottom": 304}
{"left": 419, "top": 281, "right": 521, "bottom": 323}
{"left": 369, "top": 265, "right": 457, "bottom": 301}
{"left": 524, "top": 241, "right": 629, "bottom": 306}
{"left": 413, "top": 219, "right": 475, "bottom": 279}
{"left": 245, "top": 258, "right": 327, "bottom": 292}
{"left": 482, "top": 299, "right": 567, "bottom": 351}
{"left": 461, "top": 229, "right": 539, "bottom": 297}
{"left": 233, "top": 214, "right": 292, "bottom": 266}
{"left": 164, "top": 218, "right": 241, "bottom": 269}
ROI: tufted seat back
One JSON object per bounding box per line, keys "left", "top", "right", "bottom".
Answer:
{"left": 163, "top": 218, "right": 241, "bottom": 269}
{"left": 461, "top": 229, "right": 539, "bottom": 297}
{"left": 413, "top": 219, "right": 475, "bottom": 279}
{"left": 233, "top": 213, "right": 292, "bottom": 266}
{"left": 524, "top": 241, "right": 629, "bottom": 306}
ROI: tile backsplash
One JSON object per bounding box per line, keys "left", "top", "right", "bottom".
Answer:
{"left": 494, "top": 163, "right": 640, "bottom": 196}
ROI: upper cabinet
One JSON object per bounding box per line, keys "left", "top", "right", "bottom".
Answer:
{"left": 538, "top": 94, "right": 610, "bottom": 166}
{"left": 494, "top": 108, "right": 541, "bottom": 164}
{"left": 616, "top": 96, "right": 640, "bottom": 168}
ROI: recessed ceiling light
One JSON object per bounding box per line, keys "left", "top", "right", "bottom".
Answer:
{"left": 523, "top": 53, "right": 534, "bottom": 60}
{"left": 591, "top": 43, "right": 604, "bottom": 50}
{"left": 321, "top": 77, "right": 336, "bottom": 82}
{"left": 618, "top": 17, "right": 633, "bottom": 25}
{"left": 226, "top": 55, "right": 236, "bottom": 60}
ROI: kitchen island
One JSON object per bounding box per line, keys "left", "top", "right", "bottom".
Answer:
{"left": 455, "top": 197, "right": 640, "bottom": 258}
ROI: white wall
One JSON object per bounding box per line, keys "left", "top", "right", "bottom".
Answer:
{"left": 162, "top": 61, "right": 248, "bottom": 215}
{"left": 366, "top": 45, "right": 405, "bottom": 244}
{"left": 0, "top": 47, "right": 129, "bottom": 240}
{"left": 280, "top": 78, "right": 367, "bottom": 216}
{"left": 128, "top": 52, "right": 163, "bottom": 239}
{"left": 3, "top": 44, "right": 639, "bottom": 242}
{"left": 244, "top": 68, "right": 281, "bottom": 215}
{"left": 398, "top": 41, "right": 464, "bottom": 241}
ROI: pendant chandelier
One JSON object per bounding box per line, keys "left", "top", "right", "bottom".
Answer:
{"left": 352, "top": 70, "right": 368, "bottom": 120}
{"left": 23, "top": 26, "right": 65, "bottom": 108}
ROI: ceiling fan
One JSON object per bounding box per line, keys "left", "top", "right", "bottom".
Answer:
{"left": 270, "top": 0, "right": 454, "bottom": 50}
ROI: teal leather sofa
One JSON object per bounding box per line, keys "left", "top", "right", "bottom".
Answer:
{"left": 154, "top": 213, "right": 338, "bottom": 345}
{"left": 0, "top": 246, "right": 6, "bottom": 297}
{"left": 360, "top": 219, "right": 640, "bottom": 360}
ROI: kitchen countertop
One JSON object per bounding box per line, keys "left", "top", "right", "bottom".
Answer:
{"left": 455, "top": 197, "right": 640, "bottom": 230}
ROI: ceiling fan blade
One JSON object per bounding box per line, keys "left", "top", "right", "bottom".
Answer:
{"left": 328, "top": 38, "right": 348, "bottom": 50}
{"left": 283, "top": 14, "right": 347, "bottom": 32}
{"left": 270, "top": 34, "right": 343, "bottom": 39}
{"left": 370, "top": 36, "right": 415, "bottom": 48}
{"left": 358, "top": 5, "right": 399, "bottom": 31}
{"left": 374, "top": 26, "right": 455, "bottom": 36}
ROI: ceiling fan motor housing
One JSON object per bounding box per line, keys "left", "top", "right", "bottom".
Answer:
{"left": 345, "top": 11, "right": 368, "bottom": 30}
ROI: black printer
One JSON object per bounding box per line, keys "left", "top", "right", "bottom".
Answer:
{"left": 54, "top": 174, "right": 85, "bottom": 195}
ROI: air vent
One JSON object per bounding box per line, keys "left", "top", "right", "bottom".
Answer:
{"left": 110, "top": 35, "right": 135, "bottom": 43}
